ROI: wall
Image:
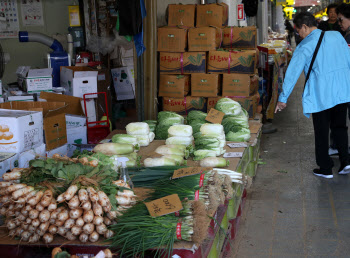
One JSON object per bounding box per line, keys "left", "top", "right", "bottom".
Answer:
{"left": 1, "top": 0, "right": 75, "bottom": 85}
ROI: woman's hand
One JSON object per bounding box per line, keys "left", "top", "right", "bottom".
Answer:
{"left": 275, "top": 102, "right": 287, "bottom": 113}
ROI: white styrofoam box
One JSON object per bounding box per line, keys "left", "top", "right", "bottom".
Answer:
{"left": 0, "top": 152, "right": 19, "bottom": 177}
{"left": 67, "top": 126, "right": 87, "bottom": 157}
{"left": 18, "top": 144, "right": 46, "bottom": 168}
{"left": 81, "top": 99, "right": 96, "bottom": 127}
{"left": 25, "top": 68, "right": 53, "bottom": 93}
{"left": 66, "top": 114, "right": 86, "bottom": 128}
{"left": 46, "top": 144, "right": 69, "bottom": 158}
{"left": 60, "top": 67, "right": 98, "bottom": 98}
{"left": 0, "top": 109, "right": 43, "bottom": 153}
{"left": 7, "top": 95, "right": 34, "bottom": 102}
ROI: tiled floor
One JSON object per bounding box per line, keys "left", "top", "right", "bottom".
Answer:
{"left": 233, "top": 73, "right": 350, "bottom": 257}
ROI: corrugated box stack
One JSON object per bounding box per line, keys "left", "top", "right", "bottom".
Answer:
{"left": 158, "top": 3, "right": 260, "bottom": 118}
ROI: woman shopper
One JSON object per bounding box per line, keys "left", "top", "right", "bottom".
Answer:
{"left": 318, "top": 4, "right": 343, "bottom": 34}
{"left": 275, "top": 12, "right": 350, "bottom": 179}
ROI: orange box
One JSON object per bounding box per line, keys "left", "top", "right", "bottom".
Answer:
{"left": 163, "top": 96, "right": 207, "bottom": 115}
{"left": 196, "top": 3, "right": 228, "bottom": 28}
{"left": 157, "top": 27, "right": 187, "bottom": 52}
{"left": 159, "top": 52, "right": 206, "bottom": 74}
{"left": 159, "top": 75, "right": 190, "bottom": 98}
{"left": 191, "top": 74, "right": 220, "bottom": 97}
{"left": 221, "top": 26, "right": 257, "bottom": 49}
{"left": 188, "top": 27, "right": 221, "bottom": 52}
{"left": 168, "top": 4, "right": 196, "bottom": 27}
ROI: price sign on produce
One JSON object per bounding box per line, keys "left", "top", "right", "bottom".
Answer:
{"left": 145, "top": 194, "right": 183, "bottom": 217}
{"left": 223, "top": 152, "right": 243, "bottom": 158}
{"left": 172, "top": 167, "right": 212, "bottom": 179}
{"left": 227, "top": 143, "right": 248, "bottom": 148}
{"left": 205, "top": 108, "right": 225, "bottom": 124}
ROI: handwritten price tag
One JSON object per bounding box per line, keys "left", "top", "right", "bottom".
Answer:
{"left": 227, "top": 143, "right": 248, "bottom": 148}
{"left": 223, "top": 152, "right": 243, "bottom": 158}
{"left": 205, "top": 108, "right": 225, "bottom": 124}
{"left": 145, "top": 194, "right": 183, "bottom": 217}
{"left": 172, "top": 167, "right": 212, "bottom": 179}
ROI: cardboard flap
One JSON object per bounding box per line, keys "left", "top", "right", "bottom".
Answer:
{"left": 39, "top": 92, "right": 84, "bottom": 116}
{"left": 0, "top": 101, "right": 66, "bottom": 117}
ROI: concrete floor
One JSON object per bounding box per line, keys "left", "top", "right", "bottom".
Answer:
{"left": 233, "top": 74, "right": 350, "bottom": 257}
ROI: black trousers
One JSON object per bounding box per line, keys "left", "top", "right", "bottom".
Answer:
{"left": 312, "top": 103, "right": 349, "bottom": 172}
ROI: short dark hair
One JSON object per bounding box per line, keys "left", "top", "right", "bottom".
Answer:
{"left": 327, "top": 4, "right": 338, "bottom": 15}
{"left": 293, "top": 12, "right": 317, "bottom": 29}
{"left": 336, "top": 3, "right": 350, "bottom": 18}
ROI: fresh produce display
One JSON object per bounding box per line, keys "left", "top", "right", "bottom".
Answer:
{"left": 125, "top": 122, "right": 153, "bottom": 147}
{"left": 187, "top": 110, "right": 209, "bottom": 139}
{"left": 143, "top": 120, "right": 157, "bottom": 133}
{"left": 111, "top": 134, "right": 139, "bottom": 146}
{"left": 0, "top": 155, "right": 135, "bottom": 244}
{"left": 155, "top": 111, "right": 184, "bottom": 140}
{"left": 215, "top": 98, "right": 242, "bottom": 116}
{"left": 93, "top": 143, "right": 138, "bottom": 156}
{"left": 200, "top": 157, "right": 229, "bottom": 168}
{"left": 194, "top": 124, "right": 226, "bottom": 159}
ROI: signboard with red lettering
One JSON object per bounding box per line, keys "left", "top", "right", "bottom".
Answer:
{"left": 237, "top": 4, "right": 244, "bottom": 20}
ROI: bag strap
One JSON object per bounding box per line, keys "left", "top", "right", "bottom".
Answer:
{"left": 304, "top": 31, "right": 325, "bottom": 92}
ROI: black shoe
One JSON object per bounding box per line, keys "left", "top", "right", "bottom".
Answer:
{"left": 313, "top": 169, "right": 333, "bottom": 179}
{"left": 338, "top": 165, "right": 350, "bottom": 175}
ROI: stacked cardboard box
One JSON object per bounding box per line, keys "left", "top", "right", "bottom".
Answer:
{"left": 158, "top": 4, "right": 260, "bottom": 118}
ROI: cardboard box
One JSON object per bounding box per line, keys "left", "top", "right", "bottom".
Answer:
{"left": 159, "top": 52, "right": 206, "bottom": 74}
{"left": 67, "top": 126, "right": 87, "bottom": 157}
{"left": 222, "top": 74, "right": 251, "bottom": 97}
{"left": 163, "top": 96, "right": 207, "bottom": 115}
{"left": 221, "top": 27, "right": 257, "bottom": 49}
{"left": 18, "top": 144, "right": 46, "bottom": 168}
{"left": 111, "top": 67, "right": 135, "bottom": 100}
{"left": 60, "top": 67, "right": 98, "bottom": 98}
{"left": 188, "top": 27, "right": 220, "bottom": 52}
{"left": 207, "top": 50, "right": 256, "bottom": 74}
{"left": 0, "top": 153, "right": 19, "bottom": 176}
{"left": 196, "top": 3, "right": 228, "bottom": 28}
{"left": 159, "top": 75, "right": 190, "bottom": 98}
{"left": 24, "top": 68, "right": 53, "bottom": 93}
{"left": 46, "top": 144, "right": 68, "bottom": 158}
{"left": 168, "top": 4, "right": 195, "bottom": 27}
{"left": 0, "top": 109, "right": 43, "bottom": 153}
{"left": 157, "top": 27, "right": 187, "bottom": 52}
{"left": 66, "top": 114, "right": 86, "bottom": 128}
{"left": 191, "top": 74, "right": 220, "bottom": 97}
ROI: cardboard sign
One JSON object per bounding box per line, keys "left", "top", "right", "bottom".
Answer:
{"left": 157, "top": 27, "right": 187, "bottom": 52}
{"left": 206, "top": 108, "right": 225, "bottom": 124}
{"left": 145, "top": 194, "right": 183, "bottom": 217}
{"left": 172, "top": 167, "right": 209, "bottom": 179}
{"left": 227, "top": 143, "right": 248, "bottom": 148}
{"left": 224, "top": 152, "right": 243, "bottom": 158}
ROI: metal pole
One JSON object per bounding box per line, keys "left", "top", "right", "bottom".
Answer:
{"left": 201, "top": 0, "right": 206, "bottom": 4}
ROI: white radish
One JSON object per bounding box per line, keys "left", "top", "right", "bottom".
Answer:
{"left": 68, "top": 195, "right": 80, "bottom": 209}
{"left": 69, "top": 208, "right": 83, "bottom": 219}
{"left": 28, "top": 225, "right": 36, "bottom": 234}
{"left": 107, "top": 211, "right": 117, "bottom": 220}
{"left": 87, "top": 187, "right": 99, "bottom": 203}
{"left": 22, "top": 224, "right": 29, "bottom": 230}
{"left": 103, "top": 249, "right": 113, "bottom": 258}
{"left": 27, "top": 191, "right": 44, "bottom": 206}
{"left": 92, "top": 203, "right": 103, "bottom": 216}
{"left": 16, "top": 196, "right": 27, "bottom": 204}
{"left": 57, "top": 227, "right": 68, "bottom": 236}
{"left": 113, "top": 180, "right": 130, "bottom": 188}
{"left": 49, "top": 218, "right": 56, "bottom": 225}
{"left": 3, "top": 171, "right": 22, "bottom": 181}
{"left": 28, "top": 234, "right": 40, "bottom": 243}
{"left": 24, "top": 190, "right": 38, "bottom": 202}
{"left": 64, "top": 185, "right": 78, "bottom": 201}
{"left": 29, "top": 209, "right": 39, "bottom": 219}
{"left": 21, "top": 231, "right": 32, "bottom": 242}
{"left": 39, "top": 210, "right": 51, "bottom": 223}
{"left": 0, "top": 195, "right": 11, "bottom": 203}
{"left": 32, "top": 218, "right": 40, "bottom": 227}
{"left": 25, "top": 218, "right": 32, "bottom": 224}
{"left": 56, "top": 193, "right": 65, "bottom": 203}
{"left": 64, "top": 218, "right": 76, "bottom": 229}
{"left": 96, "top": 224, "right": 107, "bottom": 234}
{"left": 39, "top": 221, "right": 50, "bottom": 233}
{"left": 49, "top": 225, "right": 58, "bottom": 235}
{"left": 47, "top": 199, "right": 57, "bottom": 212}
{"left": 50, "top": 206, "right": 64, "bottom": 220}
{"left": 12, "top": 186, "right": 34, "bottom": 200}
{"left": 103, "top": 217, "right": 112, "bottom": 226}
{"left": 9, "top": 229, "right": 17, "bottom": 237}
{"left": 104, "top": 230, "right": 114, "bottom": 238}
{"left": 78, "top": 189, "right": 89, "bottom": 203}
{"left": 0, "top": 207, "right": 6, "bottom": 215}
{"left": 21, "top": 208, "right": 29, "bottom": 217}
{"left": 14, "top": 203, "right": 24, "bottom": 209}
{"left": 65, "top": 231, "right": 76, "bottom": 241}
{"left": 36, "top": 203, "right": 44, "bottom": 212}
{"left": 89, "top": 231, "right": 99, "bottom": 242}
{"left": 40, "top": 190, "right": 53, "bottom": 207}
{"left": 6, "top": 210, "right": 15, "bottom": 216}
{"left": 15, "top": 211, "right": 21, "bottom": 217}
{"left": 6, "top": 220, "right": 17, "bottom": 230}
{"left": 5, "top": 184, "right": 27, "bottom": 194}
{"left": 17, "top": 214, "right": 26, "bottom": 221}
{"left": 55, "top": 220, "right": 65, "bottom": 227}
{"left": 15, "top": 227, "right": 24, "bottom": 237}
{"left": 57, "top": 209, "right": 69, "bottom": 221}
{"left": 83, "top": 223, "right": 94, "bottom": 235}
{"left": 0, "top": 181, "right": 13, "bottom": 187}
{"left": 79, "top": 233, "right": 88, "bottom": 243}
{"left": 81, "top": 201, "right": 92, "bottom": 211}
{"left": 117, "top": 190, "right": 135, "bottom": 198}
{"left": 103, "top": 203, "right": 112, "bottom": 213}
{"left": 71, "top": 225, "right": 83, "bottom": 236}
{"left": 83, "top": 210, "right": 94, "bottom": 223}
{"left": 24, "top": 205, "right": 32, "bottom": 212}
{"left": 115, "top": 195, "right": 132, "bottom": 206}
{"left": 43, "top": 233, "right": 54, "bottom": 244}
{"left": 97, "top": 191, "right": 109, "bottom": 207}
{"left": 76, "top": 217, "right": 85, "bottom": 227}
{"left": 93, "top": 216, "right": 103, "bottom": 226}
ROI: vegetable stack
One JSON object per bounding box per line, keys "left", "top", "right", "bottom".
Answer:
{"left": 125, "top": 122, "right": 155, "bottom": 147}
{"left": 0, "top": 156, "right": 134, "bottom": 244}
{"left": 186, "top": 110, "right": 208, "bottom": 139}
{"left": 155, "top": 111, "right": 184, "bottom": 140}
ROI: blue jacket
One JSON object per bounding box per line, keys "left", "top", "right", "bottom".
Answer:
{"left": 278, "top": 29, "right": 350, "bottom": 117}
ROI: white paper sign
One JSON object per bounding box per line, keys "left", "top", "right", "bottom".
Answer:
{"left": 0, "top": 0, "right": 19, "bottom": 38}
{"left": 20, "top": 0, "right": 44, "bottom": 26}
{"left": 227, "top": 143, "right": 248, "bottom": 148}
{"left": 223, "top": 152, "right": 243, "bottom": 158}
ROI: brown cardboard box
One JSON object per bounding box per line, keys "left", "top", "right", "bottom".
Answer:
{"left": 159, "top": 52, "right": 206, "bottom": 74}
{"left": 222, "top": 74, "right": 251, "bottom": 97}
{"left": 207, "top": 50, "right": 256, "bottom": 74}
{"left": 221, "top": 26, "right": 257, "bottom": 49}
{"left": 157, "top": 27, "right": 187, "bottom": 52}
{"left": 168, "top": 4, "right": 196, "bottom": 27}
{"left": 159, "top": 75, "right": 190, "bottom": 98}
{"left": 196, "top": 3, "right": 228, "bottom": 28}
{"left": 188, "top": 27, "right": 219, "bottom": 52}
{"left": 163, "top": 96, "right": 207, "bottom": 115}
{"left": 191, "top": 74, "right": 220, "bottom": 97}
